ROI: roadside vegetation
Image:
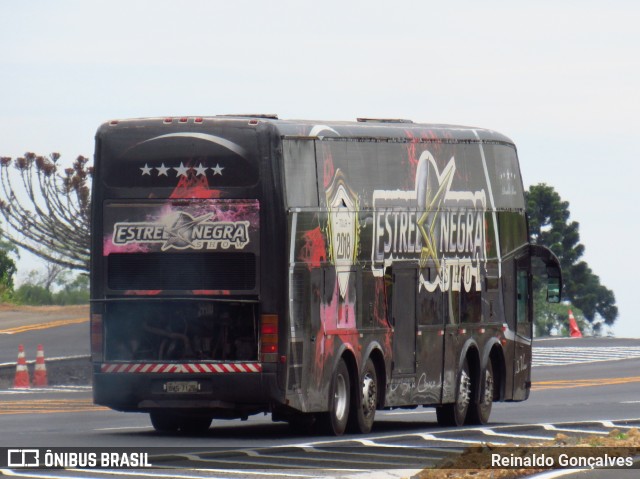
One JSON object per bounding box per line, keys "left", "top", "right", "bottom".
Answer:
{"left": 13, "top": 269, "right": 89, "bottom": 306}
{"left": 527, "top": 184, "right": 617, "bottom": 336}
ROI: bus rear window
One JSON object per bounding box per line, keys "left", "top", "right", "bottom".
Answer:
{"left": 101, "top": 129, "right": 259, "bottom": 188}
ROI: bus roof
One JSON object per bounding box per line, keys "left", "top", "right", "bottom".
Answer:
{"left": 98, "top": 116, "right": 515, "bottom": 145}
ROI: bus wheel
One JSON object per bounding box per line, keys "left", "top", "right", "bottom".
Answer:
{"left": 180, "top": 416, "right": 213, "bottom": 434}
{"left": 436, "top": 359, "right": 472, "bottom": 427}
{"left": 150, "top": 413, "right": 180, "bottom": 432}
{"left": 288, "top": 413, "right": 316, "bottom": 434}
{"left": 468, "top": 361, "right": 494, "bottom": 425}
{"left": 150, "top": 413, "right": 211, "bottom": 434}
{"left": 348, "top": 358, "right": 378, "bottom": 434}
{"left": 323, "top": 358, "right": 351, "bottom": 436}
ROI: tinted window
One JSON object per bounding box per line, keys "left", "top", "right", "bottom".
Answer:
{"left": 101, "top": 128, "right": 259, "bottom": 188}
{"left": 484, "top": 143, "right": 525, "bottom": 210}
{"left": 283, "top": 139, "right": 318, "bottom": 207}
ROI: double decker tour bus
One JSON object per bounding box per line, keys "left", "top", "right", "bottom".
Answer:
{"left": 91, "top": 115, "right": 561, "bottom": 435}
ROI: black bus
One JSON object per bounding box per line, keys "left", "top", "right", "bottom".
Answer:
{"left": 90, "top": 115, "right": 561, "bottom": 435}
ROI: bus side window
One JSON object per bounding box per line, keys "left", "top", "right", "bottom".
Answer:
{"left": 283, "top": 139, "right": 319, "bottom": 207}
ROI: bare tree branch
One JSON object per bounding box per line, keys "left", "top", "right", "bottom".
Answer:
{"left": 0, "top": 153, "right": 91, "bottom": 272}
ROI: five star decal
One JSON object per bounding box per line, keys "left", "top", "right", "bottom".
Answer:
{"left": 157, "top": 163, "right": 169, "bottom": 176}
{"left": 138, "top": 163, "right": 224, "bottom": 177}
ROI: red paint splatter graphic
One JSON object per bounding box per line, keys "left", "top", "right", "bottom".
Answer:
{"left": 170, "top": 165, "right": 222, "bottom": 199}
{"left": 103, "top": 237, "right": 149, "bottom": 256}
{"left": 322, "top": 147, "right": 335, "bottom": 189}
{"left": 313, "top": 274, "right": 363, "bottom": 386}
{"left": 405, "top": 130, "right": 420, "bottom": 187}
{"left": 374, "top": 276, "right": 393, "bottom": 358}
{"left": 298, "top": 227, "right": 326, "bottom": 269}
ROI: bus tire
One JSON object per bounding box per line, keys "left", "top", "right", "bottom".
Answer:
{"left": 436, "top": 359, "right": 472, "bottom": 427}
{"left": 348, "top": 358, "right": 378, "bottom": 434}
{"left": 150, "top": 413, "right": 179, "bottom": 432}
{"left": 288, "top": 413, "right": 316, "bottom": 434}
{"left": 150, "top": 413, "right": 211, "bottom": 434}
{"left": 322, "top": 358, "right": 351, "bottom": 436}
{"left": 468, "top": 361, "right": 494, "bottom": 425}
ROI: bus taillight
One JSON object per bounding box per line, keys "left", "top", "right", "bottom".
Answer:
{"left": 260, "top": 314, "right": 278, "bottom": 363}
{"left": 91, "top": 313, "right": 103, "bottom": 362}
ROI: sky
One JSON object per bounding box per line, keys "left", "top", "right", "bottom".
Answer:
{"left": 1, "top": 1, "right": 639, "bottom": 336}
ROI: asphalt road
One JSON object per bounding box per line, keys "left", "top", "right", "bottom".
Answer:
{"left": 0, "top": 305, "right": 89, "bottom": 363}
{"left": 1, "top": 307, "right": 640, "bottom": 477}
{"left": 0, "top": 351, "right": 639, "bottom": 477}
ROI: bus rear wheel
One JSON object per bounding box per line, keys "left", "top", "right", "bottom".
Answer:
{"left": 468, "top": 361, "right": 494, "bottom": 425}
{"left": 322, "top": 358, "right": 350, "bottom": 436}
{"left": 436, "top": 359, "right": 471, "bottom": 427}
{"left": 150, "top": 413, "right": 212, "bottom": 434}
{"left": 348, "top": 358, "right": 378, "bottom": 434}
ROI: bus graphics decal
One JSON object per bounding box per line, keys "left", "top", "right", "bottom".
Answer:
{"left": 372, "top": 150, "right": 490, "bottom": 293}
{"left": 104, "top": 200, "right": 259, "bottom": 255}
{"left": 325, "top": 169, "right": 360, "bottom": 299}
{"left": 113, "top": 212, "right": 250, "bottom": 251}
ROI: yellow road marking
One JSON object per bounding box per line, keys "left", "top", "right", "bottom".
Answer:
{"left": 0, "top": 317, "right": 88, "bottom": 335}
{"left": 0, "top": 398, "right": 108, "bottom": 415}
{"left": 533, "top": 376, "right": 640, "bottom": 390}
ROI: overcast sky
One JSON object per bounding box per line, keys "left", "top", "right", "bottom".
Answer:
{"left": 1, "top": 1, "right": 639, "bottom": 336}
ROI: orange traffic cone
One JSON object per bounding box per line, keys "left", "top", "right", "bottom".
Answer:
{"left": 33, "top": 344, "right": 48, "bottom": 387}
{"left": 568, "top": 310, "right": 582, "bottom": 338}
{"left": 14, "top": 344, "right": 30, "bottom": 389}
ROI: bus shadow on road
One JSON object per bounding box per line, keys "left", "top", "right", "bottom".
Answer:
{"left": 99, "top": 416, "right": 468, "bottom": 441}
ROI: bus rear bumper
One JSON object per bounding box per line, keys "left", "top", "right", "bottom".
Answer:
{"left": 93, "top": 368, "right": 279, "bottom": 419}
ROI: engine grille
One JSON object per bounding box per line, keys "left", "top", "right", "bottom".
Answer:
{"left": 107, "top": 252, "right": 256, "bottom": 291}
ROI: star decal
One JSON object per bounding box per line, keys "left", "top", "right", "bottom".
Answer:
{"left": 173, "top": 162, "right": 190, "bottom": 177}
{"left": 194, "top": 163, "right": 208, "bottom": 176}
{"left": 211, "top": 164, "right": 224, "bottom": 176}
{"left": 161, "top": 212, "right": 213, "bottom": 251}
{"left": 416, "top": 155, "right": 455, "bottom": 268}
{"left": 156, "top": 163, "right": 169, "bottom": 176}
{"left": 140, "top": 163, "right": 152, "bottom": 176}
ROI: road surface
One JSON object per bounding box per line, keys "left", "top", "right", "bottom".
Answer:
{"left": 1, "top": 306, "right": 639, "bottom": 477}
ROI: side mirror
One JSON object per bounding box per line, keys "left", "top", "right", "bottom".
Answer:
{"left": 547, "top": 276, "right": 561, "bottom": 303}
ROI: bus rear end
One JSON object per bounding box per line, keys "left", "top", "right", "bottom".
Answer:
{"left": 90, "top": 117, "right": 281, "bottom": 432}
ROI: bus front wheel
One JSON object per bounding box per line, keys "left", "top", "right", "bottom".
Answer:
{"left": 323, "top": 358, "right": 351, "bottom": 436}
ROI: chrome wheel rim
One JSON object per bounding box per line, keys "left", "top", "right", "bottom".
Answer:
{"left": 334, "top": 373, "right": 348, "bottom": 421}
{"left": 457, "top": 369, "right": 471, "bottom": 414}
{"left": 361, "top": 373, "right": 377, "bottom": 418}
{"left": 482, "top": 370, "right": 493, "bottom": 406}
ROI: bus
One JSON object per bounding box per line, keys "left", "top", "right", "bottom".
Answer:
{"left": 90, "top": 115, "right": 561, "bottom": 435}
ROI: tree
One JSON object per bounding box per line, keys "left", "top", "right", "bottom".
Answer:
{"left": 0, "top": 238, "right": 18, "bottom": 301}
{"left": 14, "top": 266, "right": 89, "bottom": 306}
{"left": 0, "top": 153, "right": 91, "bottom": 272}
{"left": 526, "top": 184, "right": 618, "bottom": 327}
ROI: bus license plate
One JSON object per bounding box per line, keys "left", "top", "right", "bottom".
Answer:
{"left": 165, "top": 381, "right": 199, "bottom": 393}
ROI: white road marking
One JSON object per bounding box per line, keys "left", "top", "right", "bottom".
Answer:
{"left": 541, "top": 424, "right": 605, "bottom": 435}
{"left": 93, "top": 425, "right": 151, "bottom": 431}
{"left": 0, "top": 386, "right": 92, "bottom": 395}
{"left": 382, "top": 410, "right": 435, "bottom": 416}
{"left": 479, "top": 428, "right": 551, "bottom": 441}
